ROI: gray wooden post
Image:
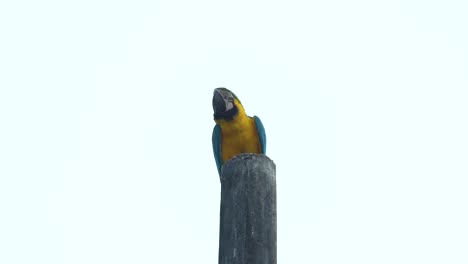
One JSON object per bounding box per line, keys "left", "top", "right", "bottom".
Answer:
{"left": 218, "top": 153, "right": 276, "bottom": 264}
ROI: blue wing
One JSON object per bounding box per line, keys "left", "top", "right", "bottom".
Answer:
{"left": 212, "top": 124, "right": 223, "bottom": 176}
{"left": 253, "top": 116, "right": 266, "bottom": 154}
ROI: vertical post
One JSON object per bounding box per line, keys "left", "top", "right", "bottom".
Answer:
{"left": 218, "top": 153, "right": 276, "bottom": 264}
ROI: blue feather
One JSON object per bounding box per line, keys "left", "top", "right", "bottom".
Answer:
{"left": 212, "top": 124, "right": 222, "bottom": 176}
{"left": 254, "top": 116, "right": 267, "bottom": 154}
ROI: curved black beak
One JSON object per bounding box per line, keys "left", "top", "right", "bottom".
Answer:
{"left": 213, "top": 89, "right": 227, "bottom": 113}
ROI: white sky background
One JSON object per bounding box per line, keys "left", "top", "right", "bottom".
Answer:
{"left": 1, "top": 0, "right": 467, "bottom": 263}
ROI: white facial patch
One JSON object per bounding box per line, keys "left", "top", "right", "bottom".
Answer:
{"left": 226, "top": 101, "right": 234, "bottom": 111}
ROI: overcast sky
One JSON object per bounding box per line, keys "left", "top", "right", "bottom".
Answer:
{"left": 1, "top": 0, "right": 467, "bottom": 263}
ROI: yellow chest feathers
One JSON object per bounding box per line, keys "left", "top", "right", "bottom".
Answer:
{"left": 218, "top": 115, "right": 261, "bottom": 162}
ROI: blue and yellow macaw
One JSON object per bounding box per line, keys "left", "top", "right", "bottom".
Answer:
{"left": 212, "top": 87, "right": 266, "bottom": 176}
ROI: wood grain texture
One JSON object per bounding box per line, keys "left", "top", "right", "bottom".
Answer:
{"left": 219, "top": 154, "right": 276, "bottom": 264}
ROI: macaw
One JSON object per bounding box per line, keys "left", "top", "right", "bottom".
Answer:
{"left": 212, "top": 87, "right": 267, "bottom": 176}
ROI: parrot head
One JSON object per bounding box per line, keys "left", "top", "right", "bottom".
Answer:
{"left": 213, "top": 88, "right": 242, "bottom": 121}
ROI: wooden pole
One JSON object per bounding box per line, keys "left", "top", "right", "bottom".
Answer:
{"left": 218, "top": 153, "right": 276, "bottom": 264}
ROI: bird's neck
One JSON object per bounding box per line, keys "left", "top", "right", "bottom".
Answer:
{"left": 215, "top": 100, "right": 250, "bottom": 131}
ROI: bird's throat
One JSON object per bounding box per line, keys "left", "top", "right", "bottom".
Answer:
{"left": 214, "top": 105, "right": 239, "bottom": 121}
